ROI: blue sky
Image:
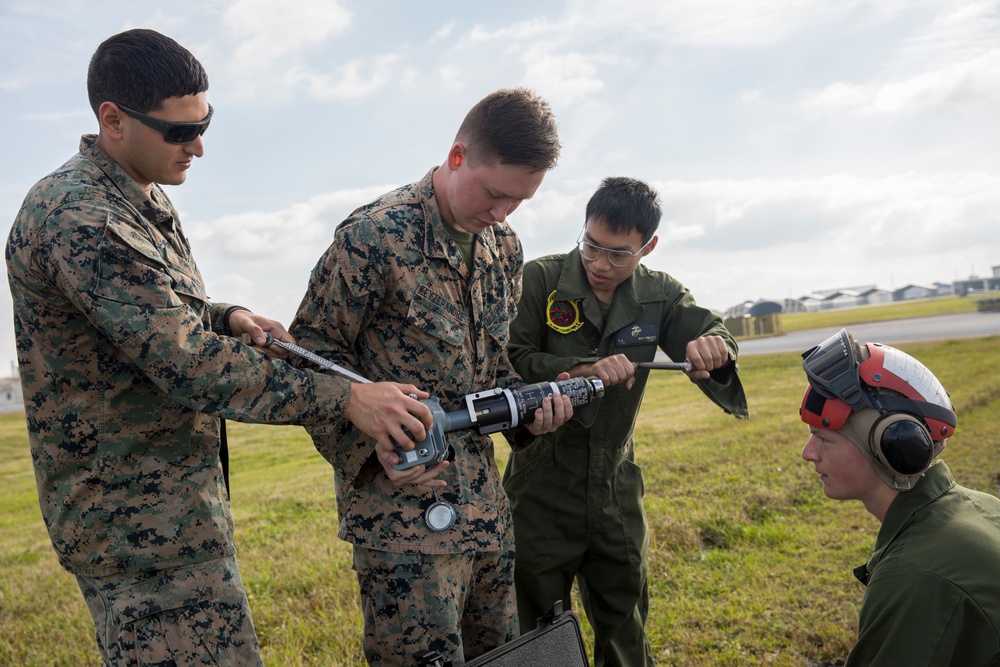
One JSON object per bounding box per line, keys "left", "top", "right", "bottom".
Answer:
{"left": 2, "top": 0, "right": 999, "bottom": 374}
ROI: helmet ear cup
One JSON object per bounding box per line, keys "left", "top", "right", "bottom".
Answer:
{"left": 869, "top": 412, "right": 935, "bottom": 476}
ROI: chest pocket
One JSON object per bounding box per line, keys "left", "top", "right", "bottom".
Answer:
{"left": 406, "top": 284, "right": 467, "bottom": 347}
{"left": 92, "top": 215, "right": 207, "bottom": 342}
{"left": 612, "top": 322, "right": 659, "bottom": 362}
{"left": 93, "top": 215, "right": 174, "bottom": 306}
{"left": 614, "top": 323, "right": 658, "bottom": 348}
{"left": 164, "top": 260, "right": 207, "bottom": 308}
{"left": 482, "top": 300, "right": 510, "bottom": 347}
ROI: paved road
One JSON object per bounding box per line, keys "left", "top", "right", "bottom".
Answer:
{"left": 735, "top": 312, "right": 1000, "bottom": 356}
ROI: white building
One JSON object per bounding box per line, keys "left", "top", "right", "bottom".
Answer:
{"left": 0, "top": 372, "right": 23, "bottom": 413}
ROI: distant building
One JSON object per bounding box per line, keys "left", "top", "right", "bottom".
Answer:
{"left": 858, "top": 287, "right": 893, "bottom": 305}
{"left": 830, "top": 290, "right": 862, "bottom": 309}
{"left": 783, "top": 298, "right": 807, "bottom": 313}
{"left": 0, "top": 372, "right": 22, "bottom": 413}
{"left": 723, "top": 266, "right": 998, "bottom": 317}
{"left": 894, "top": 284, "right": 937, "bottom": 301}
{"left": 798, "top": 293, "right": 830, "bottom": 311}
{"left": 953, "top": 269, "right": 1000, "bottom": 296}
{"left": 723, "top": 301, "right": 753, "bottom": 320}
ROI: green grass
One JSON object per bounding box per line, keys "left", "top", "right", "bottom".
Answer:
{"left": 777, "top": 295, "right": 981, "bottom": 333}
{"left": 2, "top": 334, "right": 998, "bottom": 666}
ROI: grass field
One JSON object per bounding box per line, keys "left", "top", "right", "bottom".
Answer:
{"left": 777, "top": 295, "right": 983, "bottom": 333}
{"left": 1, "top": 332, "right": 998, "bottom": 666}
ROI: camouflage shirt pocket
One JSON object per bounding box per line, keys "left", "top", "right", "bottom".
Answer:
{"left": 406, "top": 284, "right": 467, "bottom": 348}
{"left": 91, "top": 216, "right": 205, "bottom": 341}
{"left": 482, "top": 300, "right": 511, "bottom": 348}
{"left": 93, "top": 215, "right": 181, "bottom": 308}
{"left": 164, "top": 261, "right": 207, "bottom": 310}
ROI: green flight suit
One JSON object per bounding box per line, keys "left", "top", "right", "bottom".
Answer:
{"left": 503, "top": 249, "right": 748, "bottom": 667}
{"left": 848, "top": 462, "right": 1000, "bottom": 666}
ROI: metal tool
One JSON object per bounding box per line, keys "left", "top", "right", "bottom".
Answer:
{"left": 244, "top": 332, "right": 372, "bottom": 384}
{"left": 635, "top": 361, "right": 692, "bottom": 372}
{"left": 244, "top": 333, "right": 604, "bottom": 469}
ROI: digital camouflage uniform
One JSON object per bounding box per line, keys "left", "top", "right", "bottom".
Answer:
{"left": 6, "top": 136, "right": 354, "bottom": 665}
{"left": 290, "top": 167, "right": 524, "bottom": 666}
{"left": 503, "top": 249, "right": 749, "bottom": 667}
{"left": 848, "top": 462, "right": 1000, "bottom": 666}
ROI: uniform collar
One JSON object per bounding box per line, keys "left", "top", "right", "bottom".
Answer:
{"left": 553, "top": 247, "right": 601, "bottom": 301}
{"left": 551, "top": 247, "right": 647, "bottom": 334}
{"left": 552, "top": 248, "right": 673, "bottom": 304}
{"left": 79, "top": 134, "right": 177, "bottom": 229}
{"left": 418, "top": 167, "right": 500, "bottom": 277}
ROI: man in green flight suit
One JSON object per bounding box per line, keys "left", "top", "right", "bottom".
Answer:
{"left": 800, "top": 328, "right": 1000, "bottom": 665}
{"left": 503, "top": 176, "right": 749, "bottom": 666}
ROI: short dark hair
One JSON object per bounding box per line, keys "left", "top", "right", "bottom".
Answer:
{"left": 87, "top": 28, "right": 209, "bottom": 117}
{"left": 455, "top": 88, "right": 560, "bottom": 173}
{"left": 586, "top": 177, "right": 662, "bottom": 243}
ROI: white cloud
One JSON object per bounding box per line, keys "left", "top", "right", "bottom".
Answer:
{"left": 566, "top": 0, "right": 894, "bottom": 47}
{"left": 464, "top": 17, "right": 563, "bottom": 45}
{"left": 520, "top": 48, "right": 608, "bottom": 107}
{"left": 641, "top": 171, "right": 1000, "bottom": 308}
{"left": 801, "top": 0, "right": 1000, "bottom": 115}
{"left": 803, "top": 48, "right": 1000, "bottom": 114}
{"left": 430, "top": 20, "right": 457, "bottom": 43}
{"left": 218, "top": 0, "right": 358, "bottom": 98}
{"left": 186, "top": 184, "right": 399, "bottom": 323}
{"left": 188, "top": 184, "right": 397, "bottom": 263}
{"left": 225, "top": 0, "right": 351, "bottom": 64}
{"left": 902, "top": 0, "right": 1000, "bottom": 67}
{"left": 501, "top": 168, "right": 1000, "bottom": 311}
{"left": 295, "top": 53, "right": 403, "bottom": 100}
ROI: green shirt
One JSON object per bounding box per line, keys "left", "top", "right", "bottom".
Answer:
{"left": 506, "top": 248, "right": 748, "bottom": 460}
{"left": 502, "top": 247, "right": 749, "bottom": 645}
{"left": 848, "top": 461, "right": 1000, "bottom": 666}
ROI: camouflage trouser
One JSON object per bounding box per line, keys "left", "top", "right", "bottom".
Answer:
{"left": 75, "top": 555, "right": 262, "bottom": 667}
{"left": 353, "top": 545, "right": 518, "bottom": 666}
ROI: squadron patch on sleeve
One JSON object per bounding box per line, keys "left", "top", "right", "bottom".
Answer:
{"left": 546, "top": 290, "right": 584, "bottom": 334}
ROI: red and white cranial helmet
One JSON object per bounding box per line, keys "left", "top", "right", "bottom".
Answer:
{"left": 800, "top": 329, "right": 956, "bottom": 488}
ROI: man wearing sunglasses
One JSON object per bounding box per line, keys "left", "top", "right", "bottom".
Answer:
{"left": 800, "top": 329, "right": 1000, "bottom": 666}
{"left": 503, "top": 177, "right": 748, "bottom": 666}
{"left": 6, "top": 28, "right": 433, "bottom": 666}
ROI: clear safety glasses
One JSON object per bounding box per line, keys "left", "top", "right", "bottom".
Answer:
{"left": 576, "top": 230, "right": 652, "bottom": 268}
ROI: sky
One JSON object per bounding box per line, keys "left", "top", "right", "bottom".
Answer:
{"left": 1, "top": 0, "right": 999, "bottom": 375}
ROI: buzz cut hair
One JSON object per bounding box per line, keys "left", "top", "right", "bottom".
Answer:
{"left": 455, "top": 87, "right": 560, "bottom": 173}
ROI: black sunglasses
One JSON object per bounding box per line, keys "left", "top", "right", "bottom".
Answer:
{"left": 112, "top": 101, "right": 213, "bottom": 144}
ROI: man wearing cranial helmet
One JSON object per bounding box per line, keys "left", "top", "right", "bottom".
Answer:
{"left": 799, "top": 329, "right": 1000, "bottom": 666}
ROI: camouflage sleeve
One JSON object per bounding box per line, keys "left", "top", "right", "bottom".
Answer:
{"left": 290, "top": 215, "right": 385, "bottom": 378}
{"left": 491, "top": 225, "right": 525, "bottom": 391}
{"left": 39, "top": 200, "right": 352, "bottom": 427}
{"left": 208, "top": 302, "right": 241, "bottom": 334}
{"left": 289, "top": 215, "right": 387, "bottom": 471}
